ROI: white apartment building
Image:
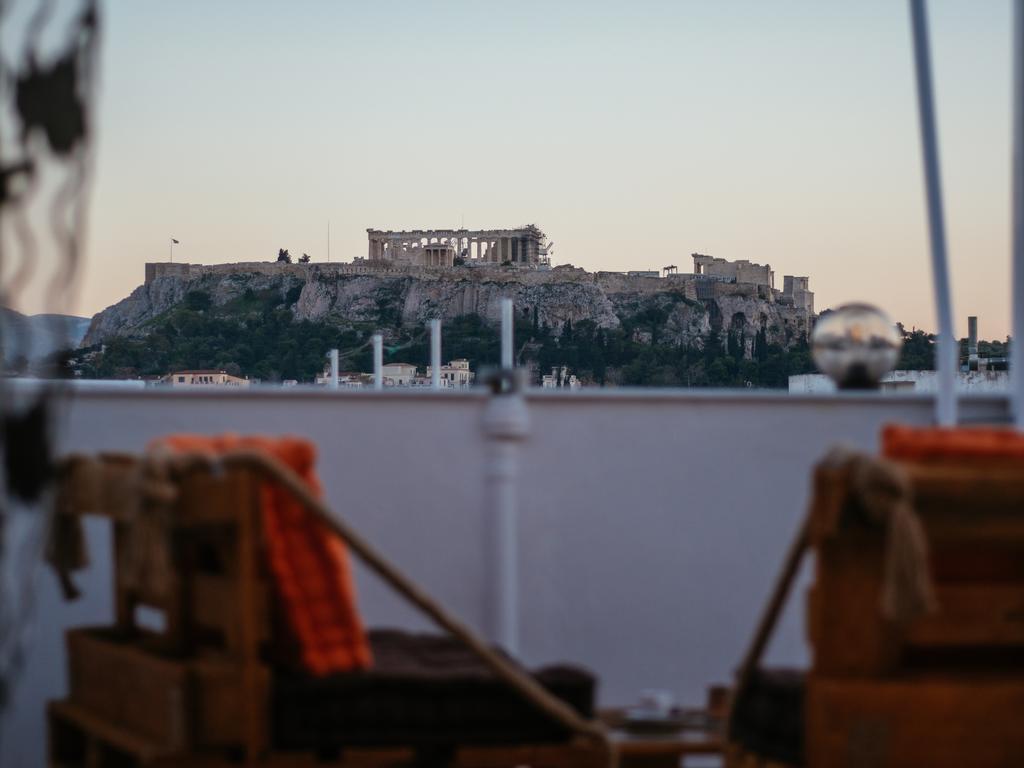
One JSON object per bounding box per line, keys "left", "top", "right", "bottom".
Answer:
{"left": 425, "top": 359, "right": 475, "bottom": 388}
{"left": 162, "top": 370, "right": 250, "bottom": 387}
{"left": 381, "top": 362, "right": 418, "bottom": 387}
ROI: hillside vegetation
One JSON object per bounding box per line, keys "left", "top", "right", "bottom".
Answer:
{"left": 81, "top": 285, "right": 804, "bottom": 386}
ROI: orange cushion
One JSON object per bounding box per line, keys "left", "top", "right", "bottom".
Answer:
{"left": 153, "top": 434, "right": 372, "bottom": 674}
{"left": 882, "top": 424, "right": 1024, "bottom": 464}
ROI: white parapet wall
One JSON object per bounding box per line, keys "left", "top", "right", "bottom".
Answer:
{"left": 0, "top": 386, "right": 1011, "bottom": 765}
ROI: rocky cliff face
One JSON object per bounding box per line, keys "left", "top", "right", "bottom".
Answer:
{"left": 83, "top": 265, "right": 811, "bottom": 353}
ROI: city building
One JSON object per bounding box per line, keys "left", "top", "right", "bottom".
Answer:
{"left": 381, "top": 363, "right": 418, "bottom": 387}
{"left": 161, "top": 370, "right": 250, "bottom": 387}
{"left": 788, "top": 370, "right": 1009, "bottom": 394}
{"left": 425, "top": 359, "right": 475, "bottom": 388}
{"left": 541, "top": 366, "right": 581, "bottom": 389}
{"left": 313, "top": 371, "right": 374, "bottom": 388}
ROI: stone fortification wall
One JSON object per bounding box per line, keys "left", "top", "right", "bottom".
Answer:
{"left": 144, "top": 261, "right": 414, "bottom": 284}
{"left": 145, "top": 261, "right": 772, "bottom": 305}
{"left": 144, "top": 261, "right": 797, "bottom": 311}
{"left": 715, "top": 282, "right": 773, "bottom": 301}
{"left": 145, "top": 261, "right": 685, "bottom": 292}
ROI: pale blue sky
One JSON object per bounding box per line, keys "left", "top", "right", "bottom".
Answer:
{"left": 66, "top": 2, "right": 1015, "bottom": 336}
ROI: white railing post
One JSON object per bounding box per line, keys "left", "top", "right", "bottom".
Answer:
{"left": 482, "top": 389, "right": 528, "bottom": 654}
{"left": 372, "top": 334, "right": 383, "bottom": 391}
{"left": 501, "top": 298, "right": 513, "bottom": 369}
{"left": 482, "top": 300, "right": 527, "bottom": 653}
{"left": 1013, "top": 0, "right": 1024, "bottom": 429}
{"left": 328, "top": 349, "right": 339, "bottom": 390}
{"left": 431, "top": 319, "right": 442, "bottom": 390}
{"left": 909, "top": 0, "right": 958, "bottom": 426}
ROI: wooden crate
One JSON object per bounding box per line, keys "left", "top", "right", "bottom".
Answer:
{"left": 808, "top": 462, "right": 1024, "bottom": 677}
{"left": 52, "top": 455, "right": 610, "bottom": 768}
{"left": 806, "top": 674, "right": 1024, "bottom": 768}
{"left": 67, "top": 628, "right": 270, "bottom": 754}
{"left": 50, "top": 697, "right": 606, "bottom": 768}
{"left": 107, "top": 465, "right": 269, "bottom": 659}
{"left": 58, "top": 454, "right": 245, "bottom": 527}
{"left": 67, "top": 628, "right": 190, "bottom": 752}
{"left": 49, "top": 699, "right": 170, "bottom": 767}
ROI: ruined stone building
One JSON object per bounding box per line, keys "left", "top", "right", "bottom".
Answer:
{"left": 692, "top": 253, "right": 774, "bottom": 288}
{"left": 364, "top": 226, "right": 551, "bottom": 267}
{"left": 691, "top": 253, "right": 814, "bottom": 314}
{"left": 782, "top": 275, "right": 814, "bottom": 313}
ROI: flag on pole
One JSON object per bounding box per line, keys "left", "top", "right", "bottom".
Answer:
{"left": 171, "top": 238, "right": 180, "bottom": 244}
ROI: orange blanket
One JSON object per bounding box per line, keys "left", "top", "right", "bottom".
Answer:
{"left": 882, "top": 424, "right": 1024, "bottom": 463}
{"left": 153, "top": 434, "right": 372, "bottom": 674}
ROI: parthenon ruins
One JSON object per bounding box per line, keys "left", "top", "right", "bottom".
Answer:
{"left": 364, "top": 225, "right": 551, "bottom": 267}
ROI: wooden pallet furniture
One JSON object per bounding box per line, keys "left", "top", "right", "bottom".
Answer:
{"left": 805, "top": 459, "right": 1024, "bottom": 768}
{"left": 727, "top": 452, "right": 1024, "bottom": 768}
{"left": 49, "top": 452, "right": 611, "bottom": 768}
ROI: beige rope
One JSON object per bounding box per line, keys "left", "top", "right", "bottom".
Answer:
{"left": 846, "top": 452, "right": 937, "bottom": 622}
{"left": 140, "top": 448, "right": 611, "bottom": 754}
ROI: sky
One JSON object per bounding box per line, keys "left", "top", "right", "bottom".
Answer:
{"left": 12, "top": 1, "right": 1019, "bottom": 339}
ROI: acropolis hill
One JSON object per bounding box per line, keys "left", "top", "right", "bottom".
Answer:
{"left": 84, "top": 244, "right": 815, "bottom": 357}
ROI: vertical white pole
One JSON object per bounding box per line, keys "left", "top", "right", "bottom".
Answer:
{"left": 328, "top": 348, "right": 339, "bottom": 390}
{"left": 431, "top": 319, "right": 442, "bottom": 389}
{"left": 501, "top": 298, "right": 513, "bottom": 368}
{"left": 373, "top": 334, "right": 383, "bottom": 390}
{"left": 482, "top": 385, "right": 529, "bottom": 654}
{"left": 1013, "top": 1, "right": 1024, "bottom": 429}
{"left": 909, "top": 0, "right": 957, "bottom": 426}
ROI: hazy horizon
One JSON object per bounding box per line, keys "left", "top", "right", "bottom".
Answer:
{"left": 11, "top": 1, "right": 1018, "bottom": 339}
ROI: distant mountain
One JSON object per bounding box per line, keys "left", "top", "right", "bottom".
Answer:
{"left": 1, "top": 308, "right": 90, "bottom": 366}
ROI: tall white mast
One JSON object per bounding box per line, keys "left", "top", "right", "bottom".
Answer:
{"left": 909, "top": 0, "right": 957, "bottom": 426}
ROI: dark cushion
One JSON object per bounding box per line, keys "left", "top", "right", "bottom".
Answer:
{"left": 272, "top": 629, "right": 596, "bottom": 750}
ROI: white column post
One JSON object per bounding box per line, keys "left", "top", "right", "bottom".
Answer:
{"left": 1013, "top": 0, "right": 1024, "bottom": 428}
{"left": 501, "top": 298, "right": 514, "bottom": 369}
{"left": 373, "top": 333, "right": 383, "bottom": 390}
{"left": 481, "top": 377, "right": 529, "bottom": 653}
{"left": 431, "top": 319, "right": 442, "bottom": 389}
{"left": 909, "top": 0, "right": 957, "bottom": 426}
{"left": 328, "top": 348, "right": 339, "bottom": 390}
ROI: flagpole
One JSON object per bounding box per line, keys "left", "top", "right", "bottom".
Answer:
{"left": 909, "top": 0, "right": 957, "bottom": 427}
